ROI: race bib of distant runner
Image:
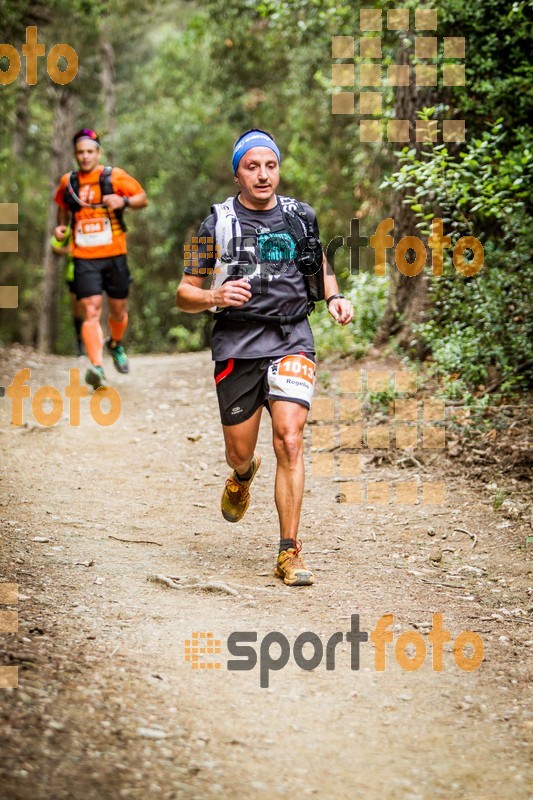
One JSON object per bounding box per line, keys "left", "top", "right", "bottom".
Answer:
{"left": 75, "top": 217, "right": 113, "bottom": 247}
{"left": 268, "top": 354, "right": 316, "bottom": 407}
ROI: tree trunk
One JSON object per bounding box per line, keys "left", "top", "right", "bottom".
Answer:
{"left": 12, "top": 84, "right": 31, "bottom": 161}
{"left": 374, "top": 40, "right": 434, "bottom": 356}
{"left": 373, "top": 198, "right": 431, "bottom": 356}
{"left": 100, "top": 37, "right": 116, "bottom": 161}
{"left": 37, "top": 88, "right": 79, "bottom": 354}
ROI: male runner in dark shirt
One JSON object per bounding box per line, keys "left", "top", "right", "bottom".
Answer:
{"left": 177, "top": 129, "right": 353, "bottom": 586}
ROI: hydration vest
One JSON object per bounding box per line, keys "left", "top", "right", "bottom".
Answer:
{"left": 210, "top": 195, "right": 325, "bottom": 335}
{"left": 63, "top": 165, "right": 127, "bottom": 232}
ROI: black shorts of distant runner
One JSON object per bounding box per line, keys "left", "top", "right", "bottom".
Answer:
{"left": 72, "top": 254, "right": 132, "bottom": 300}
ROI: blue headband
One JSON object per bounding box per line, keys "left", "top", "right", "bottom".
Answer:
{"left": 232, "top": 131, "right": 281, "bottom": 174}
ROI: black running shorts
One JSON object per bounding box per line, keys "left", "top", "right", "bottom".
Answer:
{"left": 214, "top": 354, "right": 315, "bottom": 427}
{"left": 73, "top": 255, "right": 132, "bottom": 300}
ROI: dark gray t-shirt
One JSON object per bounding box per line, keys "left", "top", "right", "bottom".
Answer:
{"left": 185, "top": 195, "right": 319, "bottom": 361}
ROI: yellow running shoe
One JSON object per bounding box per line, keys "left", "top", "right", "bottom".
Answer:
{"left": 275, "top": 540, "right": 314, "bottom": 586}
{"left": 221, "top": 454, "right": 261, "bottom": 522}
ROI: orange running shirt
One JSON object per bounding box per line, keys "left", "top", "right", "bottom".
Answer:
{"left": 54, "top": 166, "right": 144, "bottom": 259}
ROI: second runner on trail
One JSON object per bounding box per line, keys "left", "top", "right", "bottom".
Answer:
{"left": 53, "top": 128, "right": 148, "bottom": 390}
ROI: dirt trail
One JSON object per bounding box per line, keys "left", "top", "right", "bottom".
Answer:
{"left": 0, "top": 348, "right": 531, "bottom": 800}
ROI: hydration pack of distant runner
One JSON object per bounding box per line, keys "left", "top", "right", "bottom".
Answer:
{"left": 63, "top": 166, "right": 127, "bottom": 232}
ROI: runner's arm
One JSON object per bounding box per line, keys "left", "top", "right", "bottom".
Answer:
{"left": 103, "top": 169, "right": 148, "bottom": 211}
{"left": 176, "top": 274, "right": 251, "bottom": 313}
{"left": 322, "top": 254, "right": 354, "bottom": 326}
{"left": 102, "top": 191, "right": 148, "bottom": 211}
{"left": 54, "top": 206, "right": 70, "bottom": 241}
{"left": 177, "top": 212, "right": 253, "bottom": 312}
{"left": 303, "top": 204, "right": 353, "bottom": 325}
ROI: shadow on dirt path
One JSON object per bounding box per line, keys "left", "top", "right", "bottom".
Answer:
{"left": 0, "top": 348, "right": 531, "bottom": 799}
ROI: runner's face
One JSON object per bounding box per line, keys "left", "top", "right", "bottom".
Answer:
{"left": 74, "top": 141, "right": 101, "bottom": 173}
{"left": 235, "top": 147, "right": 280, "bottom": 209}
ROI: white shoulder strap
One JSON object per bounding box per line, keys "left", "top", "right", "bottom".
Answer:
{"left": 213, "top": 197, "right": 240, "bottom": 260}
{"left": 209, "top": 197, "right": 242, "bottom": 311}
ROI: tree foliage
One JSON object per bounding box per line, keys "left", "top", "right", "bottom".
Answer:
{"left": 0, "top": 0, "right": 530, "bottom": 395}
{"left": 385, "top": 120, "right": 532, "bottom": 393}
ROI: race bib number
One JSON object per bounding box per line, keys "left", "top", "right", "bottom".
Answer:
{"left": 75, "top": 217, "right": 113, "bottom": 247}
{"left": 268, "top": 354, "right": 316, "bottom": 407}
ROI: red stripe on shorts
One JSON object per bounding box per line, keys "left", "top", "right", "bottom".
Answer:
{"left": 215, "top": 358, "right": 235, "bottom": 384}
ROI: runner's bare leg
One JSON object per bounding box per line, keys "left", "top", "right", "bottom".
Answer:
{"left": 80, "top": 294, "right": 102, "bottom": 323}
{"left": 108, "top": 297, "right": 128, "bottom": 323}
{"left": 222, "top": 406, "right": 263, "bottom": 476}
{"left": 79, "top": 294, "right": 104, "bottom": 365}
{"left": 270, "top": 400, "right": 309, "bottom": 540}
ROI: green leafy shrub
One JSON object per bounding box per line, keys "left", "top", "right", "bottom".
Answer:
{"left": 311, "top": 273, "right": 388, "bottom": 359}
{"left": 384, "top": 122, "right": 533, "bottom": 394}
{"left": 167, "top": 324, "right": 204, "bottom": 353}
